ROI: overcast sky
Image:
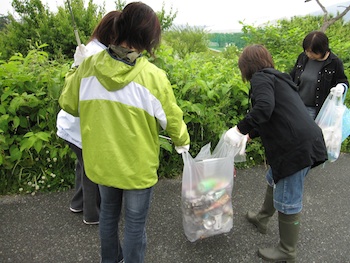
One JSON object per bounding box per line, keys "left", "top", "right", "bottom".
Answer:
{"left": 2, "top": 0, "right": 349, "bottom": 32}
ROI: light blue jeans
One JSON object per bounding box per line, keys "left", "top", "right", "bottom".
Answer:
{"left": 266, "top": 166, "right": 310, "bottom": 214}
{"left": 99, "top": 185, "right": 153, "bottom": 263}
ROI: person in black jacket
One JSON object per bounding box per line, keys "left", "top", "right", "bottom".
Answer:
{"left": 290, "top": 31, "right": 348, "bottom": 119}
{"left": 224, "top": 44, "right": 328, "bottom": 262}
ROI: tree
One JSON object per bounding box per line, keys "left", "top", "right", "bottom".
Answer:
{"left": 0, "top": 0, "right": 104, "bottom": 60}
{"left": 163, "top": 25, "right": 209, "bottom": 59}
{"left": 53, "top": 0, "right": 104, "bottom": 57}
{"left": 305, "top": 0, "right": 350, "bottom": 32}
{"left": 156, "top": 2, "right": 177, "bottom": 31}
{"left": 0, "top": 0, "right": 52, "bottom": 59}
{"left": 114, "top": 0, "right": 126, "bottom": 11}
{"left": 0, "top": 15, "right": 10, "bottom": 31}
{"left": 0, "top": 0, "right": 177, "bottom": 60}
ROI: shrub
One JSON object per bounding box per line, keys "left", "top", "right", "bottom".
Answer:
{"left": 154, "top": 45, "right": 265, "bottom": 177}
{"left": 0, "top": 45, "right": 75, "bottom": 195}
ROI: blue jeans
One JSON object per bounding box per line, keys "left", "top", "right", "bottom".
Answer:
{"left": 266, "top": 166, "right": 310, "bottom": 214}
{"left": 99, "top": 185, "right": 153, "bottom": 263}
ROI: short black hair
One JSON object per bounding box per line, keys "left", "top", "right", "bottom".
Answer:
{"left": 302, "top": 31, "right": 329, "bottom": 57}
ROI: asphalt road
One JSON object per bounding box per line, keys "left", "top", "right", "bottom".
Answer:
{"left": 1, "top": 153, "right": 349, "bottom": 263}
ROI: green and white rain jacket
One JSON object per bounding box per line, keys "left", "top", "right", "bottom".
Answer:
{"left": 59, "top": 50, "right": 190, "bottom": 189}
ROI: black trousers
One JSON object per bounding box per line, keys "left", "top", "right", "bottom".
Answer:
{"left": 68, "top": 141, "right": 100, "bottom": 222}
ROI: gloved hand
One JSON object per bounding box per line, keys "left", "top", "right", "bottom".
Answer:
{"left": 239, "top": 134, "right": 249, "bottom": 156}
{"left": 175, "top": 145, "right": 190, "bottom": 154}
{"left": 224, "top": 126, "right": 245, "bottom": 147}
{"left": 330, "top": 83, "right": 347, "bottom": 96}
{"left": 73, "top": 44, "right": 88, "bottom": 67}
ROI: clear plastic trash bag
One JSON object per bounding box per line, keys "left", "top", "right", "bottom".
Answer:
{"left": 180, "top": 133, "right": 245, "bottom": 242}
{"left": 315, "top": 88, "right": 346, "bottom": 162}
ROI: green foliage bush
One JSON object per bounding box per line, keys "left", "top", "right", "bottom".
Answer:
{"left": 153, "top": 45, "right": 265, "bottom": 177}
{"left": 0, "top": 45, "right": 75, "bottom": 195}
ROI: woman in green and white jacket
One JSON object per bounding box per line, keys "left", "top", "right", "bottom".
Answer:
{"left": 59, "top": 3, "right": 189, "bottom": 263}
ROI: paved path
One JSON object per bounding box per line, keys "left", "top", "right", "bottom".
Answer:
{"left": 1, "top": 153, "right": 350, "bottom": 263}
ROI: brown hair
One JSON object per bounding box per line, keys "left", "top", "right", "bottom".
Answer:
{"left": 89, "top": 10, "right": 121, "bottom": 47}
{"left": 238, "top": 44, "right": 274, "bottom": 82}
{"left": 111, "top": 2, "right": 161, "bottom": 56}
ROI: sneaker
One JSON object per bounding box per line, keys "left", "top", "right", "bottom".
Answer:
{"left": 70, "top": 207, "right": 83, "bottom": 213}
{"left": 83, "top": 219, "right": 99, "bottom": 225}
{"left": 118, "top": 259, "right": 124, "bottom": 263}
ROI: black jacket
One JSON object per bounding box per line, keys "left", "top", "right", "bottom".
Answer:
{"left": 290, "top": 51, "right": 349, "bottom": 115}
{"left": 238, "top": 68, "right": 327, "bottom": 183}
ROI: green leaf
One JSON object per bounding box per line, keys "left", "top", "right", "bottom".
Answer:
{"left": 0, "top": 133, "right": 5, "bottom": 144}
{"left": 36, "top": 132, "right": 50, "bottom": 142}
{"left": 12, "top": 116, "right": 20, "bottom": 129}
{"left": 0, "top": 105, "right": 6, "bottom": 114}
{"left": 34, "top": 140, "right": 43, "bottom": 153}
{"left": 9, "top": 145, "right": 22, "bottom": 161}
{"left": 8, "top": 96, "right": 25, "bottom": 115}
{"left": 23, "top": 132, "right": 34, "bottom": 138}
{"left": 19, "top": 116, "right": 29, "bottom": 128}
{"left": 0, "top": 114, "right": 10, "bottom": 132}
{"left": 20, "top": 136, "right": 36, "bottom": 151}
{"left": 159, "top": 139, "right": 173, "bottom": 152}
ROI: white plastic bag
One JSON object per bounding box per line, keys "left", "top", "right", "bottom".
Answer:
{"left": 181, "top": 133, "right": 245, "bottom": 242}
{"left": 315, "top": 88, "right": 346, "bottom": 162}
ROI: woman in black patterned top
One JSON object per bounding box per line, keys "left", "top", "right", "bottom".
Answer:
{"left": 290, "top": 31, "right": 348, "bottom": 119}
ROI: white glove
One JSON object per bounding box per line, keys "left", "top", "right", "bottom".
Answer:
{"left": 175, "top": 145, "right": 190, "bottom": 154}
{"left": 73, "top": 44, "right": 88, "bottom": 67}
{"left": 239, "top": 134, "right": 248, "bottom": 156}
{"left": 224, "top": 126, "right": 245, "bottom": 147}
{"left": 330, "top": 83, "right": 347, "bottom": 96}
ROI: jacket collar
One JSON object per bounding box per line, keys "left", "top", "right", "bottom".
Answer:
{"left": 108, "top": 45, "right": 141, "bottom": 65}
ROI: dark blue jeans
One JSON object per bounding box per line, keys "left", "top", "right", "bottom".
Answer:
{"left": 99, "top": 185, "right": 153, "bottom": 263}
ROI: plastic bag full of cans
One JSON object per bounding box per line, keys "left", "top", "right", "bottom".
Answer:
{"left": 181, "top": 133, "right": 245, "bottom": 242}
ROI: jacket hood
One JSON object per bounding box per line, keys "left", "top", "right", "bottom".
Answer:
{"left": 261, "top": 68, "right": 299, "bottom": 92}
{"left": 82, "top": 50, "right": 149, "bottom": 91}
